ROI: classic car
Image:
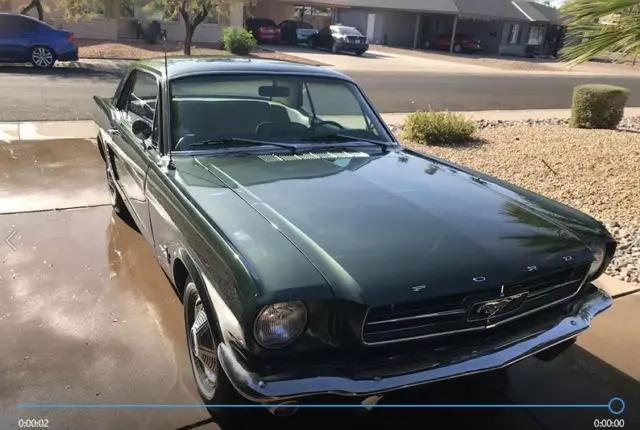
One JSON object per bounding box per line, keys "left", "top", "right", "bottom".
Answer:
{"left": 93, "top": 58, "right": 615, "bottom": 417}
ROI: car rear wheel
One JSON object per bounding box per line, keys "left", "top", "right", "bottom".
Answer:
{"left": 307, "top": 38, "right": 315, "bottom": 49}
{"left": 453, "top": 43, "right": 462, "bottom": 53}
{"left": 183, "top": 279, "right": 245, "bottom": 415}
{"left": 30, "top": 46, "right": 56, "bottom": 69}
{"left": 331, "top": 41, "right": 340, "bottom": 54}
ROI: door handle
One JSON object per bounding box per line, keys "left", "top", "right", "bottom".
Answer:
{"left": 107, "top": 128, "right": 120, "bottom": 137}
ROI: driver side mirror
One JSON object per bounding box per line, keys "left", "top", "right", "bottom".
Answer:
{"left": 132, "top": 119, "right": 152, "bottom": 140}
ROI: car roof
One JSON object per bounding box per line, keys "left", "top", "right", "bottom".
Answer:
{"left": 135, "top": 57, "right": 352, "bottom": 81}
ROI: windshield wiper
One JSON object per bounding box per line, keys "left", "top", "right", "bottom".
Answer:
{"left": 189, "top": 137, "right": 300, "bottom": 153}
{"left": 301, "top": 133, "right": 391, "bottom": 152}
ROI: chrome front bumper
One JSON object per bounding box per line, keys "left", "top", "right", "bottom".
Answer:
{"left": 218, "top": 286, "right": 612, "bottom": 402}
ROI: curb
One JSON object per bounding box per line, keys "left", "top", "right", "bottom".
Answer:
{"left": 4, "top": 107, "right": 640, "bottom": 141}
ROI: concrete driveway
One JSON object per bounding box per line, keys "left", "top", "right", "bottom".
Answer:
{"left": 1, "top": 138, "right": 639, "bottom": 429}
{"left": 264, "top": 44, "right": 500, "bottom": 74}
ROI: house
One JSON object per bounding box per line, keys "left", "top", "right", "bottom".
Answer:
{"left": 0, "top": 0, "right": 562, "bottom": 57}
{"left": 285, "top": 0, "right": 562, "bottom": 56}
{"left": 0, "top": 0, "right": 246, "bottom": 43}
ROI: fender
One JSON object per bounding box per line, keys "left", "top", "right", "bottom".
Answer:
{"left": 175, "top": 248, "right": 246, "bottom": 348}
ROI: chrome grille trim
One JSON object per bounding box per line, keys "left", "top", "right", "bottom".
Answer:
{"left": 361, "top": 270, "right": 590, "bottom": 346}
{"left": 365, "top": 309, "right": 466, "bottom": 326}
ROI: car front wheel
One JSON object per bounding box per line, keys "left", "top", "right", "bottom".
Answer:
{"left": 30, "top": 46, "right": 56, "bottom": 69}
{"left": 105, "top": 164, "right": 126, "bottom": 214}
{"left": 307, "top": 38, "right": 315, "bottom": 49}
{"left": 183, "top": 279, "right": 245, "bottom": 415}
{"left": 331, "top": 41, "right": 340, "bottom": 54}
{"left": 453, "top": 43, "right": 462, "bottom": 53}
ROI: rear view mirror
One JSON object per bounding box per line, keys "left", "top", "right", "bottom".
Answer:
{"left": 259, "top": 85, "right": 290, "bottom": 98}
{"left": 132, "top": 119, "right": 152, "bottom": 140}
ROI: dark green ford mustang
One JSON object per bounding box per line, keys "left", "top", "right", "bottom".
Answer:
{"left": 93, "top": 58, "right": 616, "bottom": 415}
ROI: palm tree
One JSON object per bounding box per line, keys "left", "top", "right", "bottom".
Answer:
{"left": 561, "top": 0, "right": 640, "bottom": 66}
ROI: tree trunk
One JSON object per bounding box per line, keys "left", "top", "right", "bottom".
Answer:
{"left": 184, "top": 26, "right": 194, "bottom": 55}
{"left": 21, "top": 0, "right": 44, "bottom": 21}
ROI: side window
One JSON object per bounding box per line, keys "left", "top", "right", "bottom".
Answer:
{"left": 122, "top": 71, "right": 160, "bottom": 146}
{"left": 0, "top": 16, "right": 21, "bottom": 37}
{"left": 20, "top": 17, "right": 39, "bottom": 33}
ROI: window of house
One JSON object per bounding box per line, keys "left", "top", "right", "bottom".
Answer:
{"left": 508, "top": 23, "right": 521, "bottom": 44}
{"left": 528, "top": 25, "right": 544, "bottom": 45}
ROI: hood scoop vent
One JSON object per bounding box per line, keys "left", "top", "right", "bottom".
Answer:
{"left": 258, "top": 151, "right": 370, "bottom": 163}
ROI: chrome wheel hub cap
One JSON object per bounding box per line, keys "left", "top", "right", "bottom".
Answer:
{"left": 32, "top": 48, "right": 53, "bottom": 67}
{"left": 191, "top": 299, "right": 217, "bottom": 385}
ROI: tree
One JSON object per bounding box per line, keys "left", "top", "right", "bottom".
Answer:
{"left": 21, "top": 0, "right": 44, "bottom": 21}
{"left": 143, "top": 0, "right": 217, "bottom": 55}
{"left": 561, "top": 0, "right": 640, "bottom": 66}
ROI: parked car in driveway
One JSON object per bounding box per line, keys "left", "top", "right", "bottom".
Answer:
{"left": 245, "top": 17, "right": 281, "bottom": 44}
{"left": 0, "top": 12, "right": 78, "bottom": 68}
{"left": 278, "top": 20, "right": 317, "bottom": 45}
{"left": 424, "top": 33, "right": 483, "bottom": 53}
{"left": 307, "top": 25, "right": 369, "bottom": 55}
{"left": 93, "top": 57, "right": 615, "bottom": 417}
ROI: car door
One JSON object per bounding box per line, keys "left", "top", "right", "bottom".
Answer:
{"left": 0, "top": 15, "right": 23, "bottom": 61}
{"left": 109, "top": 70, "right": 159, "bottom": 239}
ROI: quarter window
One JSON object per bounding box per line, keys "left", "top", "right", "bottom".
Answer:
{"left": 123, "top": 71, "right": 159, "bottom": 146}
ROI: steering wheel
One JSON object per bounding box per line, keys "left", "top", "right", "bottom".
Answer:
{"left": 312, "top": 120, "right": 344, "bottom": 130}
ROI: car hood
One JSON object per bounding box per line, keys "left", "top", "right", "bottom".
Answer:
{"left": 190, "top": 149, "right": 595, "bottom": 306}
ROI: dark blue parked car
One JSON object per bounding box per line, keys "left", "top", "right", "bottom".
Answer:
{"left": 0, "top": 13, "right": 78, "bottom": 69}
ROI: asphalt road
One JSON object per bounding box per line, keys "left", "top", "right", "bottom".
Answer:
{"left": 2, "top": 65, "right": 640, "bottom": 121}
{"left": 1, "top": 138, "right": 639, "bottom": 430}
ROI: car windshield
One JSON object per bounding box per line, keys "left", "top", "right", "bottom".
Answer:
{"left": 169, "top": 74, "right": 393, "bottom": 152}
{"left": 335, "top": 26, "right": 362, "bottom": 36}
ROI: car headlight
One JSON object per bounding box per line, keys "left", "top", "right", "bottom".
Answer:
{"left": 587, "top": 243, "right": 606, "bottom": 278}
{"left": 253, "top": 301, "right": 307, "bottom": 349}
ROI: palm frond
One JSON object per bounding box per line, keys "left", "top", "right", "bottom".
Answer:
{"left": 561, "top": 0, "right": 640, "bottom": 65}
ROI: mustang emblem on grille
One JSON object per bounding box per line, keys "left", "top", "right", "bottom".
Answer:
{"left": 467, "top": 292, "right": 529, "bottom": 323}
{"left": 411, "top": 285, "right": 426, "bottom": 292}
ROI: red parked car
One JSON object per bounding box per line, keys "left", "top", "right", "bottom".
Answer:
{"left": 424, "top": 33, "right": 482, "bottom": 53}
{"left": 245, "top": 18, "right": 281, "bottom": 44}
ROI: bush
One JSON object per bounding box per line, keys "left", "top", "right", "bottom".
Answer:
{"left": 222, "top": 27, "right": 257, "bottom": 55}
{"left": 571, "top": 84, "right": 630, "bottom": 129}
{"left": 402, "top": 111, "right": 476, "bottom": 145}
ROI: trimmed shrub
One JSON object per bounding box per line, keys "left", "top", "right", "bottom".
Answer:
{"left": 222, "top": 27, "right": 257, "bottom": 55}
{"left": 571, "top": 84, "right": 630, "bottom": 129}
{"left": 402, "top": 111, "right": 476, "bottom": 145}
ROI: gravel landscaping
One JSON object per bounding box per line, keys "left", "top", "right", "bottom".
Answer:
{"left": 76, "top": 39, "right": 325, "bottom": 66}
{"left": 390, "top": 119, "right": 640, "bottom": 285}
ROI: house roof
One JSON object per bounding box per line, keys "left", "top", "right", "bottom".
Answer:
{"left": 280, "top": 0, "right": 459, "bottom": 14}
{"left": 453, "top": 0, "right": 551, "bottom": 22}
{"left": 526, "top": 1, "right": 561, "bottom": 25}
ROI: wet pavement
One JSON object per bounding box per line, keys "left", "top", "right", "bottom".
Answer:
{"left": 1, "top": 139, "right": 638, "bottom": 429}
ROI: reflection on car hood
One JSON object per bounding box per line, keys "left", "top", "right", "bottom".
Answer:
{"left": 188, "top": 149, "right": 596, "bottom": 306}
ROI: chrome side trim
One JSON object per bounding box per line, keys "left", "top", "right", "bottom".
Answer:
{"left": 361, "top": 272, "right": 589, "bottom": 346}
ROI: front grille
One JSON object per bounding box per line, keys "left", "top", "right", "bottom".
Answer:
{"left": 362, "top": 263, "right": 590, "bottom": 345}
{"left": 346, "top": 36, "right": 366, "bottom": 43}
